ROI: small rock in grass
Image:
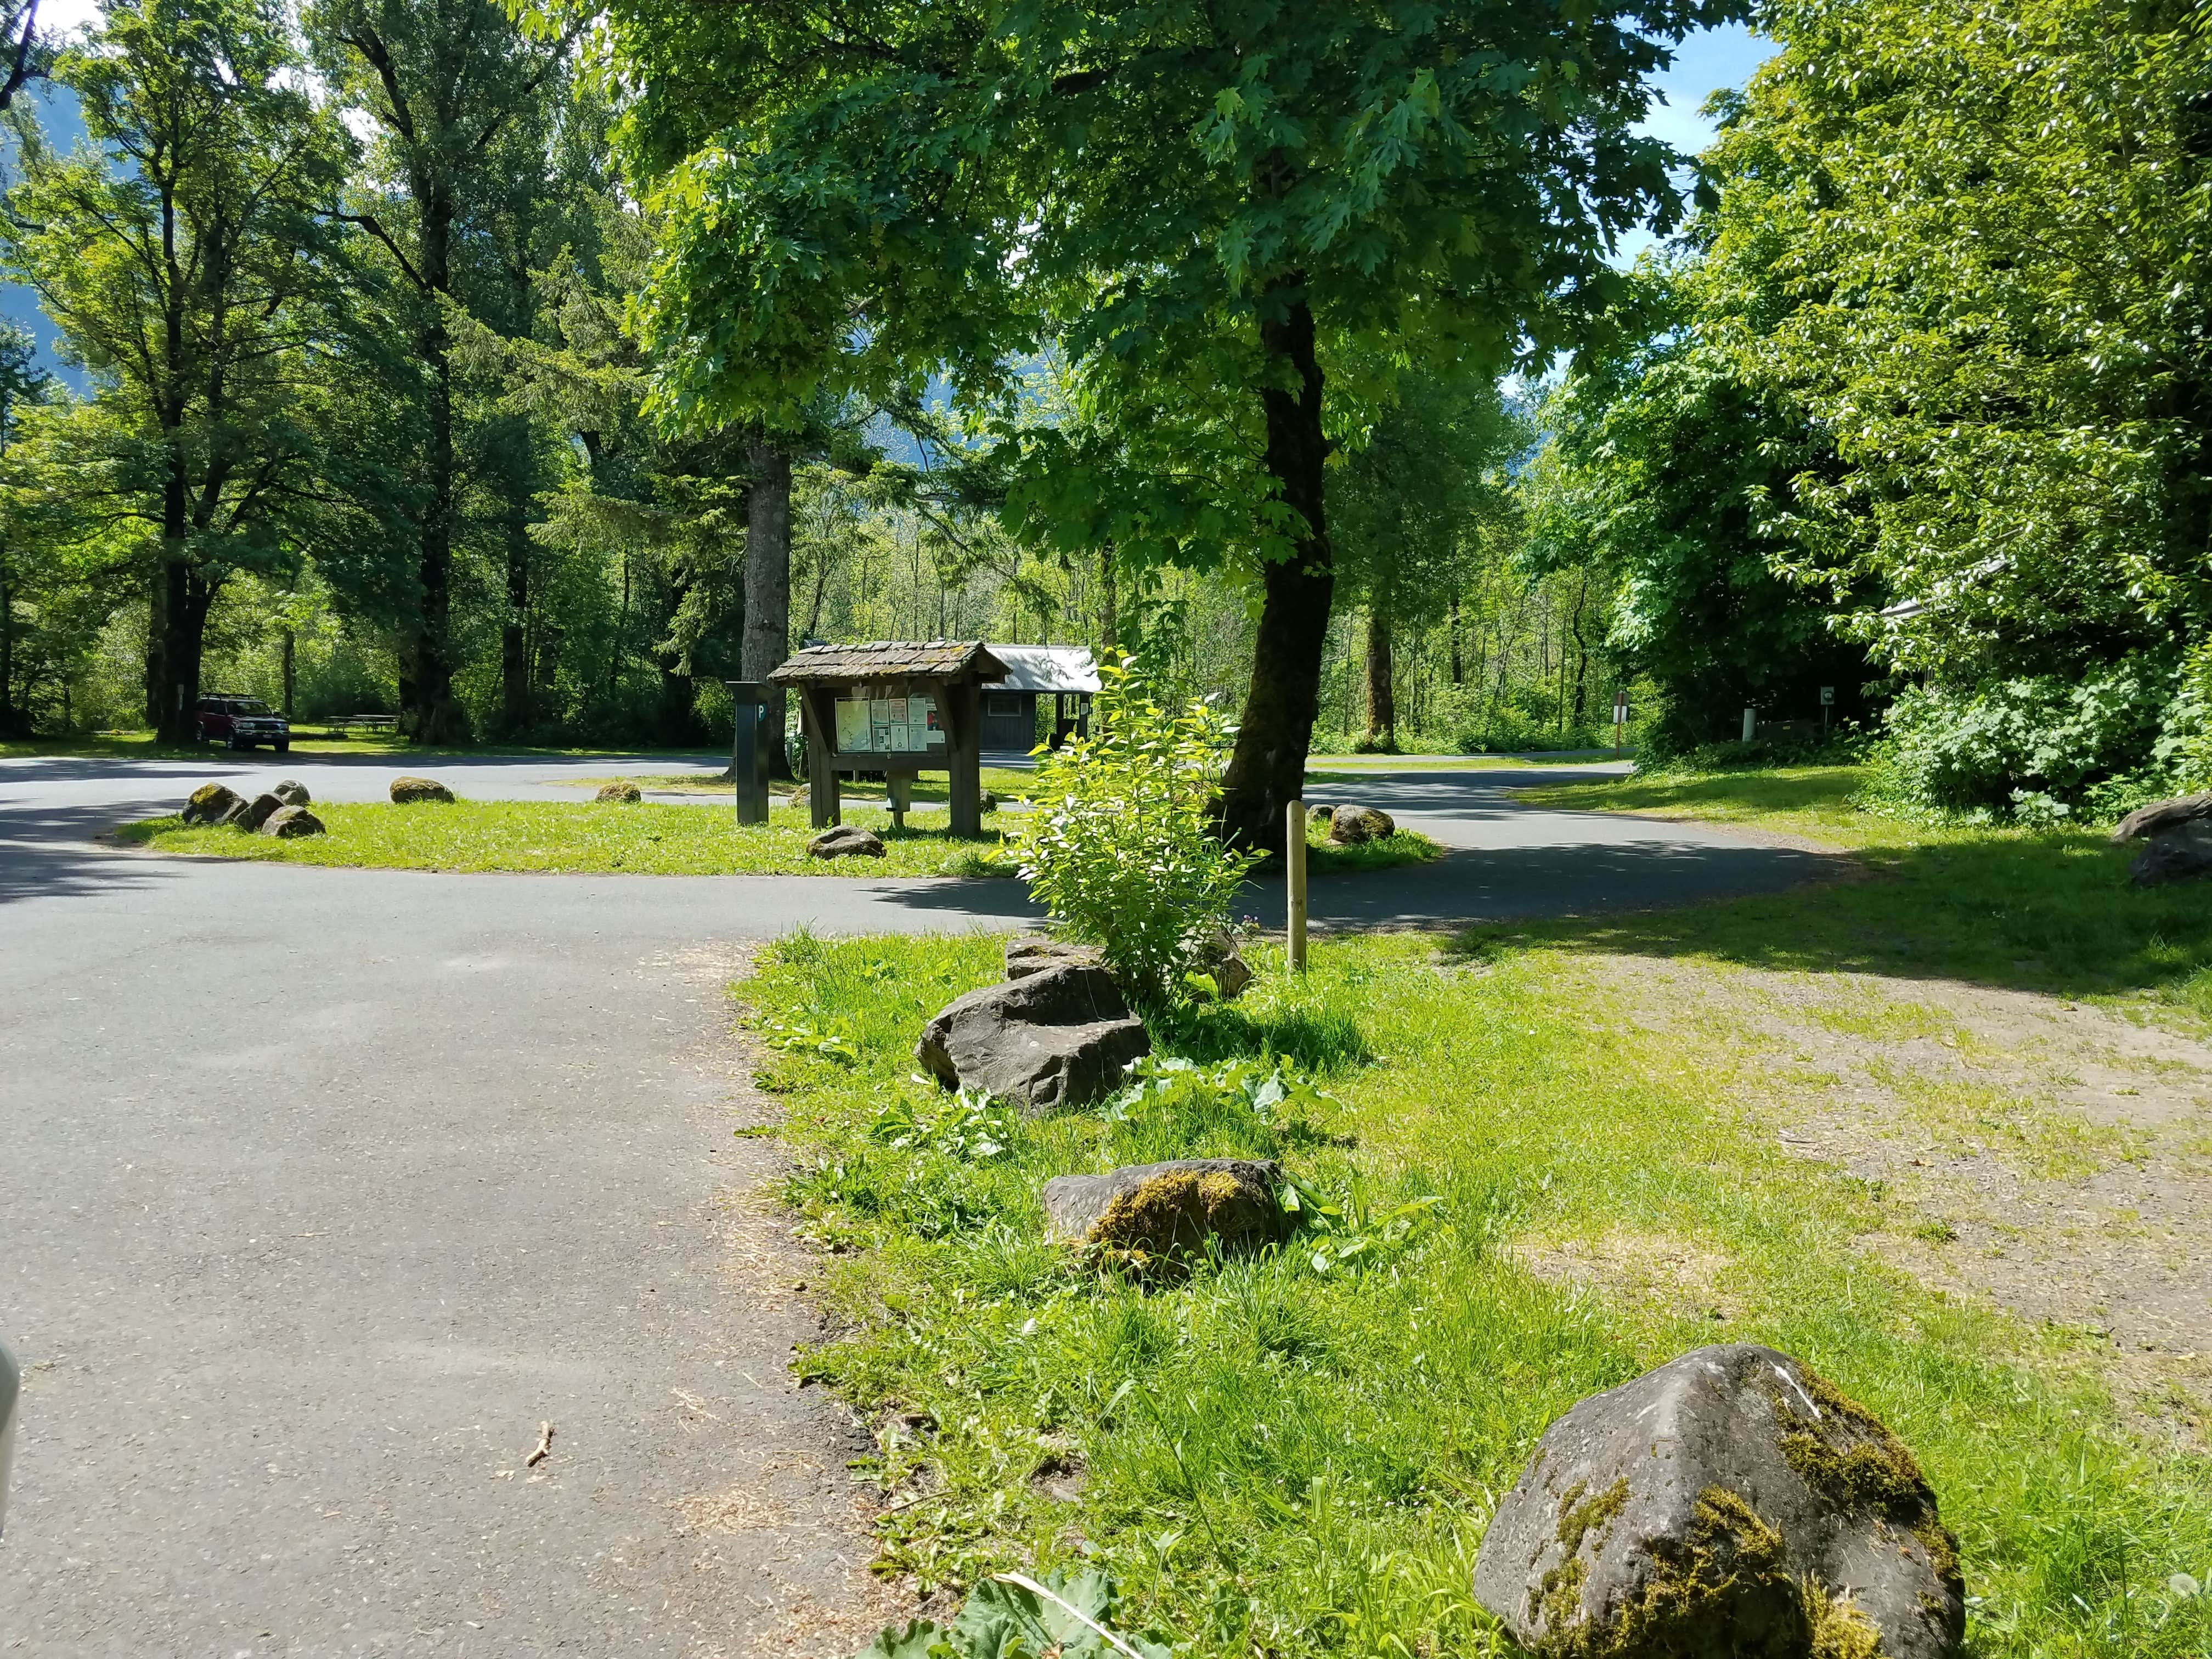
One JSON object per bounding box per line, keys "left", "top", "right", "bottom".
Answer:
{"left": 271, "top": 780, "right": 310, "bottom": 807}
{"left": 1472, "top": 1342, "right": 1963, "bottom": 1659}
{"left": 1192, "top": 927, "right": 1253, "bottom": 1000}
{"left": 180, "top": 783, "right": 246, "bottom": 825}
{"left": 1042, "top": 1158, "right": 1284, "bottom": 1262}
{"left": 980, "top": 790, "right": 998, "bottom": 812}
{"left": 390, "top": 775, "right": 455, "bottom": 805}
{"left": 2109, "top": 791, "right": 2212, "bottom": 844}
{"left": 596, "top": 781, "right": 643, "bottom": 804}
{"left": 2129, "top": 819, "right": 2212, "bottom": 887}
{"left": 259, "top": 805, "right": 326, "bottom": 838}
{"left": 915, "top": 963, "right": 1149, "bottom": 1114}
{"left": 1309, "top": 803, "right": 1334, "bottom": 823}
{"left": 808, "top": 825, "right": 886, "bottom": 859}
{"left": 1328, "top": 803, "right": 1395, "bottom": 844}
{"left": 1005, "top": 934, "right": 1104, "bottom": 980}
{"left": 236, "top": 792, "right": 285, "bottom": 833}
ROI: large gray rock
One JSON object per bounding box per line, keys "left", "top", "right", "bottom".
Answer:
{"left": 259, "top": 805, "right": 326, "bottom": 838}
{"left": 808, "top": 824, "right": 886, "bottom": 859}
{"left": 236, "top": 792, "right": 284, "bottom": 832}
{"left": 2110, "top": 791, "right": 2212, "bottom": 844}
{"left": 2130, "top": 819, "right": 2212, "bottom": 887}
{"left": 1005, "top": 935, "right": 1104, "bottom": 980}
{"left": 390, "top": 775, "right": 455, "bottom": 805}
{"left": 1328, "top": 803, "right": 1396, "bottom": 844}
{"left": 1042, "top": 1159, "right": 1283, "bottom": 1261}
{"left": 271, "top": 780, "right": 311, "bottom": 808}
{"left": 915, "top": 964, "right": 1150, "bottom": 1114}
{"left": 1473, "top": 1343, "right": 1963, "bottom": 1659}
{"left": 180, "top": 783, "right": 246, "bottom": 825}
{"left": 595, "top": 781, "right": 642, "bottom": 804}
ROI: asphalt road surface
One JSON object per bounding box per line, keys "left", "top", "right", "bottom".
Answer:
{"left": 0, "top": 751, "right": 1830, "bottom": 1654}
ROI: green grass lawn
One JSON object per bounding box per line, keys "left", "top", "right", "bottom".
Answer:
{"left": 116, "top": 800, "right": 1023, "bottom": 876}
{"left": 744, "top": 927, "right": 2211, "bottom": 1658}
{"left": 1511, "top": 764, "right": 2212, "bottom": 1020}
{"left": 116, "top": 788, "right": 1441, "bottom": 877}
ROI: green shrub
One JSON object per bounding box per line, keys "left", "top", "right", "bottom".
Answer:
{"left": 1873, "top": 664, "right": 2172, "bottom": 821}
{"left": 1016, "top": 655, "right": 1259, "bottom": 1007}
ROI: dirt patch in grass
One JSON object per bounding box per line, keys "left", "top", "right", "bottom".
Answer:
{"left": 1512, "top": 1226, "right": 1738, "bottom": 1323}
{"left": 1580, "top": 951, "right": 2212, "bottom": 1443}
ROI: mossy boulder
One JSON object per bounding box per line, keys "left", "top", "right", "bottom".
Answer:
{"left": 808, "top": 824, "right": 886, "bottom": 859}
{"left": 1042, "top": 1159, "right": 1284, "bottom": 1265}
{"left": 180, "top": 783, "right": 247, "bottom": 826}
{"left": 1328, "top": 803, "right": 1396, "bottom": 844}
{"left": 390, "top": 775, "right": 455, "bottom": 805}
{"left": 915, "top": 963, "right": 1149, "bottom": 1114}
{"left": 2128, "top": 819, "right": 2212, "bottom": 887}
{"left": 595, "top": 781, "right": 644, "bottom": 804}
{"left": 259, "top": 805, "right": 326, "bottom": 838}
{"left": 235, "top": 792, "right": 285, "bottom": 833}
{"left": 1005, "top": 934, "right": 1104, "bottom": 980}
{"left": 1472, "top": 1343, "right": 1963, "bottom": 1659}
{"left": 271, "top": 780, "right": 311, "bottom": 808}
{"left": 2110, "top": 791, "right": 2212, "bottom": 844}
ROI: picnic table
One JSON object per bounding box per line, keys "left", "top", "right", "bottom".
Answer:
{"left": 326, "top": 715, "right": 399, "bottom": 735}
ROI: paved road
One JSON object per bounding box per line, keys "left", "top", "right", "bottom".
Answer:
{"left": 0, "top": 752, "right": 1829, "bottom": 1654}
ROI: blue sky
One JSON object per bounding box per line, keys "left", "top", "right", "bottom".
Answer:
{"left": 1613, "top": 22, "right": 1778, "bottom": 264}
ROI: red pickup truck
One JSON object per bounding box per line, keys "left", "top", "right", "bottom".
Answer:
{"left": 195, "top": 695, "right": 291, "bottom": 753}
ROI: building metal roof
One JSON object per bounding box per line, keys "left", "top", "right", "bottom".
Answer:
{"left": 768, "top": 641, "right": 1009, "bottom": 685}
{"left": 984, "top": 644, "right": 1102, "bottom": 693}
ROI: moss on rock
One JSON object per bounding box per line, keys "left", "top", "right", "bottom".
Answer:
{"left": 1091, "top": 1167, "right": 1272, "bottom": 1264}
{"left": 1766, "top": 1367, "right": 1963, "bottom": 1598}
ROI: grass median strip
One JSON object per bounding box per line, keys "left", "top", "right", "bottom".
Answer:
{"left": 743, "top": 921, "right": 2212, "bottom": 1658}
{"left": 115, "top": 800, "right": 1023, "bottom": 876}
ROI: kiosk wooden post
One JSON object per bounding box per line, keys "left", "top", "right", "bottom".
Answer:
{"left": 1286, "top": 799, "right": 1308, "bottom": 973}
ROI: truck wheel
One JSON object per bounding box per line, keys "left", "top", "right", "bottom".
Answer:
{"left": 273, "top": 741, "right": 290, "bottom": 754}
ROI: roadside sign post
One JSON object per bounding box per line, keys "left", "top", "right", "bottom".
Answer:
{"left": 1286, "top": 800, "right": 1308, "bottom": 975}
{"left": 1820, "top": 685, "right": 1835, "bottom": 733}
{"left": 725, "top": 680, "right": 773, "bottom": 825}
{"left": 1742, "top": 706, "right": 1757, "bottom": 745}
{"left": 1613, "top": 690, "right": 1627, "bottom": 756}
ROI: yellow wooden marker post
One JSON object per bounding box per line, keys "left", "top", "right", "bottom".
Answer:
{"left": 1286, "top": 799, "right": 1308, "bottom": 974}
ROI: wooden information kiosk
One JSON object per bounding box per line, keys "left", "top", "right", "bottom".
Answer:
{"left": 769, "top": 641, "right": 1009, "bottom": 836}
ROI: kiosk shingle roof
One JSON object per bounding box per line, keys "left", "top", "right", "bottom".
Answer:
{"left": 768, "top": 640, "right": 1008, "bottom": 684}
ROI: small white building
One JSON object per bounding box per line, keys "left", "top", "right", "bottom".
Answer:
{"left": 979, "top": 645, "right": 1101, "bottom": 751}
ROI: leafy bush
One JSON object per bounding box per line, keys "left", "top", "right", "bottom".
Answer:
{"left": 1872, "top": 664, "right": 2173, "bottom": 820}
{"left": 1017, "top": 656, "right": 1259, "bottom": 1007}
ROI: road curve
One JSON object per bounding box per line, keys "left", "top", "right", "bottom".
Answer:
{"left": 0, "top": 751, "right": 1826, "bottom": 1653}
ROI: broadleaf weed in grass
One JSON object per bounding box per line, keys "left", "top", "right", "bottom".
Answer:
{"left": 742, "top": 928, "right": 2212, "bottom": 1657}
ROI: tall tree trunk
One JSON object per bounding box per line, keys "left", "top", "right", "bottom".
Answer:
{"left": 280, "top": 627, "right": 295, "bottom": 718}
{"left": 1448, "top": 597, "right": 1463, "bottom": 684}
{"left": 1218, "top": 291, "right": 1331, "bottom": 853}
{"left": 154, "top": 448, "right": 199, "bottom": 744}
{"left": 406, "top": 189, "right": 467, "bottom": 744}
{"left": 500, "top": 504, "right": 530, "bottom": 735}
{"left": 744, "top": 436, "right": 794, "bottom": 778}
{"left": 1364, "top": 608, "right": 1395, "bottom": 747}
{"left": 0, "top": 558, "right": 15, "bottom": 735}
